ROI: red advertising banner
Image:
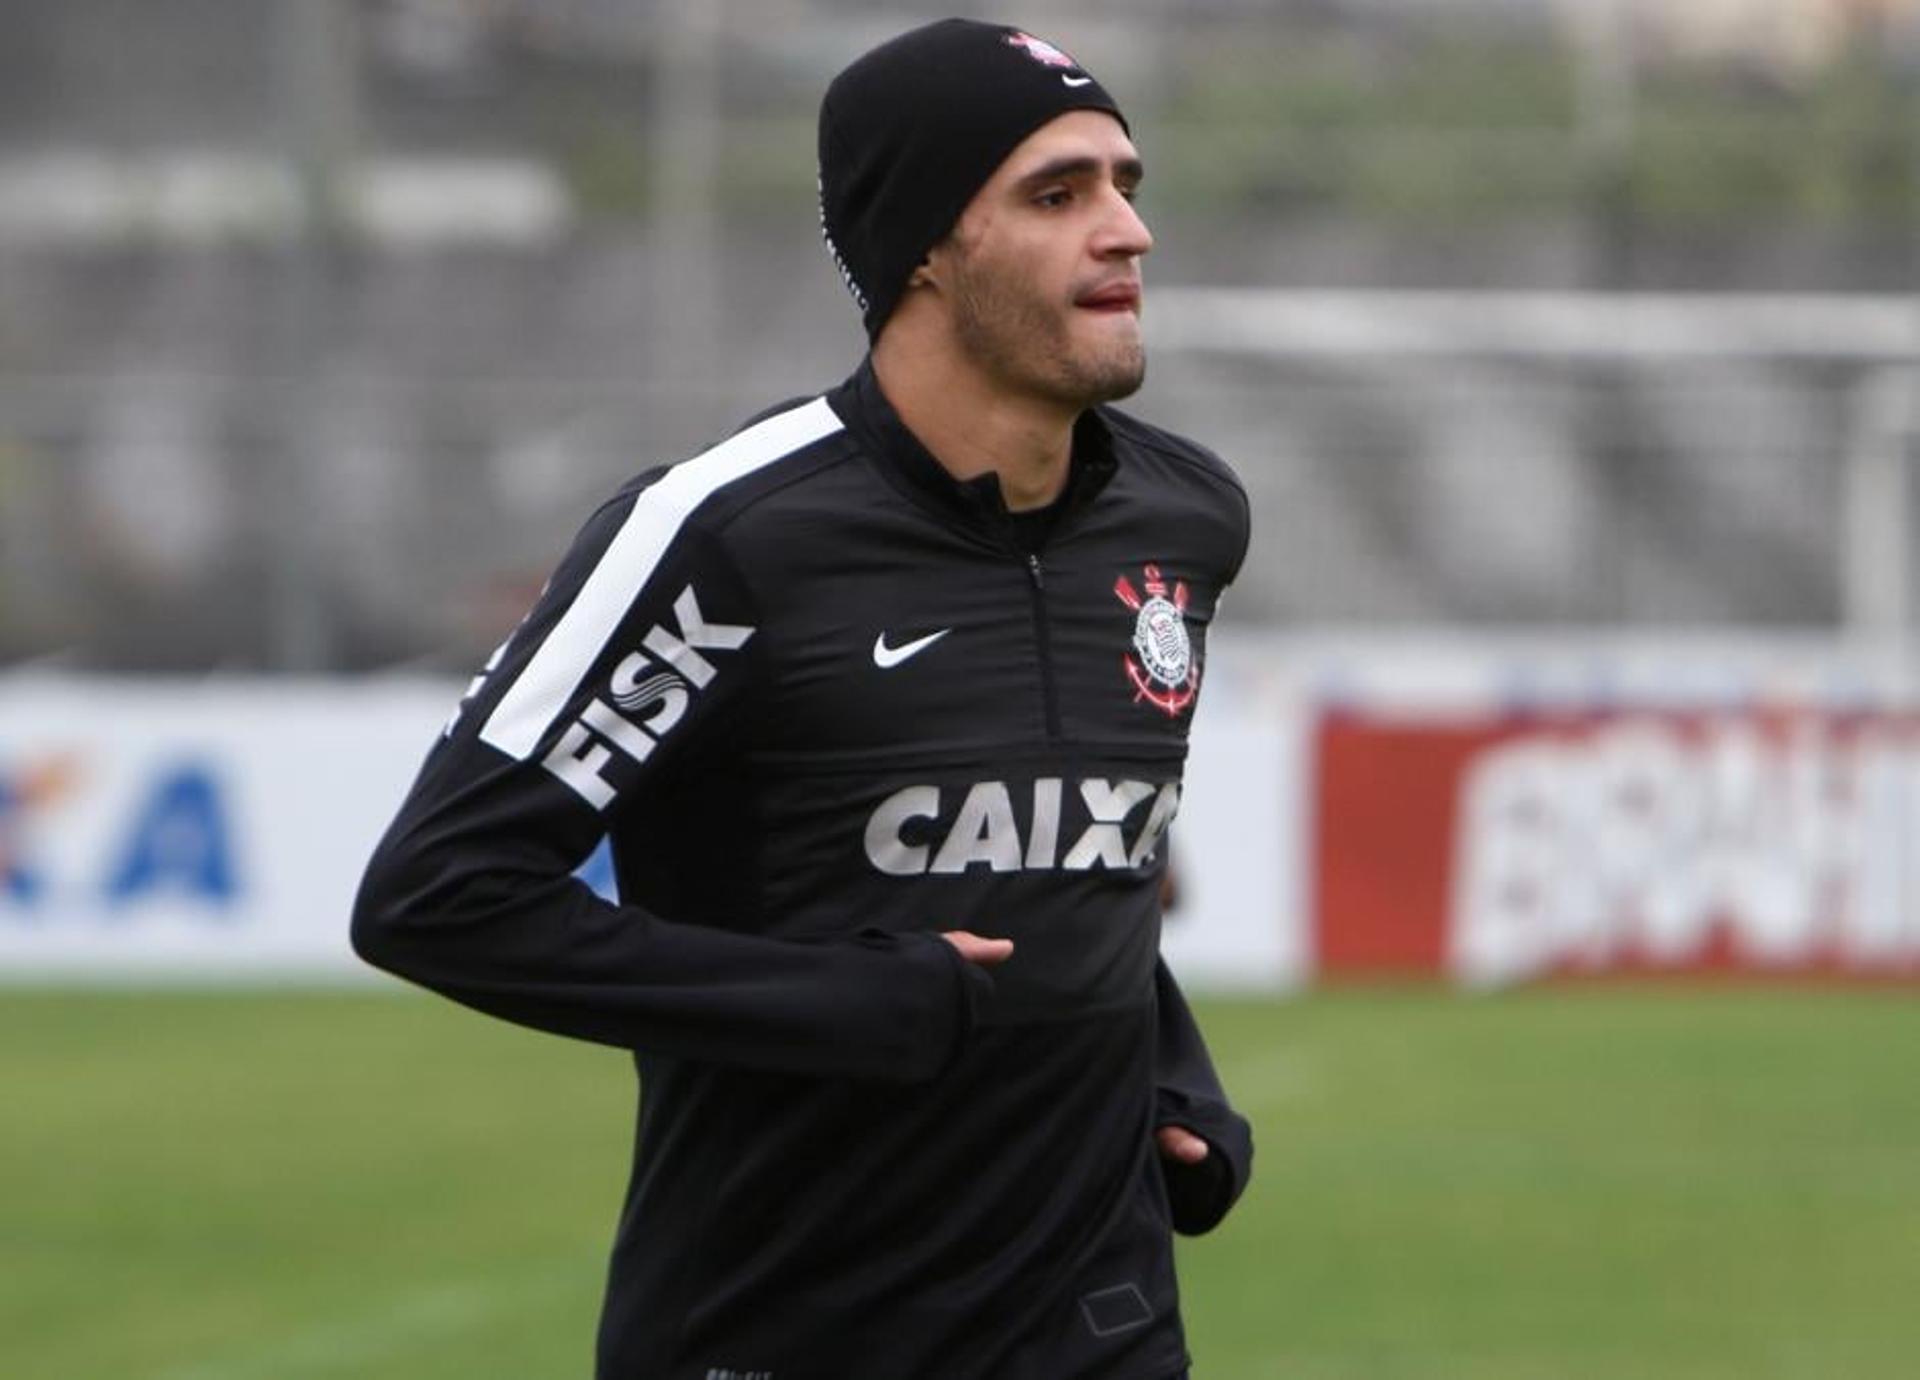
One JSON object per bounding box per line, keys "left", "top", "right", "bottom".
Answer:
{"left": 1312, "top": 709, "right": 1920, "bottom": 984}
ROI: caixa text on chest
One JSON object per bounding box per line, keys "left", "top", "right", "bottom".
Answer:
{"left": 865, "top": 777, "right": 1179, "bottom": 876}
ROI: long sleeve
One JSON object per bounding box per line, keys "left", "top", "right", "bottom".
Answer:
{"left": 1153, "top": 955, "right": 1254, "bottom": 1234}
{"left": 352, "top": 462, "right": 985, "bottom": 1082}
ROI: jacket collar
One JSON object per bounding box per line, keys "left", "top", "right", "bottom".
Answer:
{"left": 828, "top": 356, "right": 1119, "bottom": 534}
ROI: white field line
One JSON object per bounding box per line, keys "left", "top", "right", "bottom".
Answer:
{"left": 147, "top": 1262, "right": 583, "bottom": 1380}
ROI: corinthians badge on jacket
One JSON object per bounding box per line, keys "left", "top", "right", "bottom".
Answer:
{"left": 1113, "top": 564, "right": 1198, "bottom": 717}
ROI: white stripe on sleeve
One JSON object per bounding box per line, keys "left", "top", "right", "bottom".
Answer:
{"left": 480, "top": 396, "right": 844, "bottom": 761}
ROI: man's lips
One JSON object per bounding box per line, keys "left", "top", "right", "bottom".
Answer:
{"left": 1076, "top": 282, "right": 1141, "bottom": 313}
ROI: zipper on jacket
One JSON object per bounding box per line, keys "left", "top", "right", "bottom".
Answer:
{"left": 1025, "top": 552, "right": 1063, "bottom": 739}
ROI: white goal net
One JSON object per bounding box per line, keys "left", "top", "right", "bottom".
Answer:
{"left": 1139, "top": 290, "right": 1920, "bottom": 638}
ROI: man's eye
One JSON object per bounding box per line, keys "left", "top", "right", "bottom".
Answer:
{"left": 1034, "top": 189, "right": 1071, "bottom": 208}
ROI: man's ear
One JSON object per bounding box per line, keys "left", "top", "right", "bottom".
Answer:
{"left": 912, "top": 233, "right": 963, "bottom": 290}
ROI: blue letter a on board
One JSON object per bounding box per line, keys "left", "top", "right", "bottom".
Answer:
{"left": 106, "top": 764, "right": 239, "bottom": 909}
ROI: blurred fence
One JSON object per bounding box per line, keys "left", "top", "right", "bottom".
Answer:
{"left": 2, "top": 0, "right": 1918, "bottom": 670}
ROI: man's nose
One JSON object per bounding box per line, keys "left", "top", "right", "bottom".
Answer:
{"left": 1096, "top": 188, "right": 1154, "bottom": 259}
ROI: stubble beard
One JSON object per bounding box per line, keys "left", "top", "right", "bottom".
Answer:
{"left": 948, "top": 249, "right": 1146, "bottom": 409}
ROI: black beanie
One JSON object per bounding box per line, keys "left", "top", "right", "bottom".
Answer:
{"left": 818, "top": 19, "right": 1128, "bottom": 340}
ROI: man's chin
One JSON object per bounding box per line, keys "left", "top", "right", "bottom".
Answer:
{"left": 1081, "top": 346, "right": 1146, "bottom": 404}
{"left": 1073, "top": 317, "right": 1145, "bottom": 399}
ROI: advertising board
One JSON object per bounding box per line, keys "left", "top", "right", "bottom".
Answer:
{"left": 1314, "top": 708, "right": 1920, "bottom": 985}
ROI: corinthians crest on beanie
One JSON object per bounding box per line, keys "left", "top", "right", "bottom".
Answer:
{"left": 817, "top": 19, "right": 1127, "bottom": 340}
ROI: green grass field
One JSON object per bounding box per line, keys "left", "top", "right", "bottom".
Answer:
{"left": 5, "top": 987, "right": 1916, "bottom": 1379}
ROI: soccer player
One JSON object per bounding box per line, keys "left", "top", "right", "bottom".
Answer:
{"left": 354, "top": 19, "right": 1252, "bottom": 1379}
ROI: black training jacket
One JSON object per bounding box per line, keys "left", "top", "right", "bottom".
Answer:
{"left": 353, "top": 358, "right": 1255, "bottom": 1380}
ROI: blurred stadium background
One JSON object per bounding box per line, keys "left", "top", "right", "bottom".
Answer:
{"left": 4, "top": 1, "right": 1919, "bottom": 1376}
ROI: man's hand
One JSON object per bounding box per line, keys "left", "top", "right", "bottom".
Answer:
{"left": 941, "top": 930, "right": 1014, "bottom": 966}
{"left": 1156, "top": 1125, "right": 1210, "bottom": 1167}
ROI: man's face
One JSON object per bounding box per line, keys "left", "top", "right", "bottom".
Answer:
{"left": 929, "top": 110, "right": 1153, "bottom": 408}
